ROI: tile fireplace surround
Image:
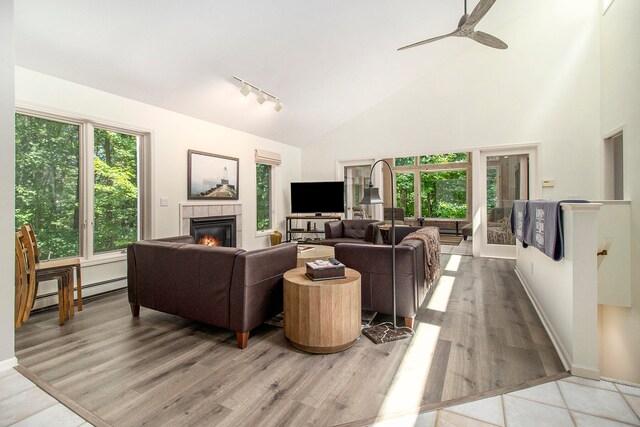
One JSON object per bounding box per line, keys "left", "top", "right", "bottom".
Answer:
{"left": 179, "top": 203, "right": 242, "bottom": 248}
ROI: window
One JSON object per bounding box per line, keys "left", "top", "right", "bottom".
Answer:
{"left": 388, "top": 152, "right": 471, "bottom": 220}
{"left": 395, "top": 172, "right": 415, "bottom": 217}
{"left": 420, "top": 170, "right": 467, "bottom": 219}
{"left": 15, "top": 111, "right": 145, "bottom": 260}
{"left": 93, "top": 128, "right": 139, "bottom": 253}
{"left": 256, "top": 163, "right": 272, "bottom": 231}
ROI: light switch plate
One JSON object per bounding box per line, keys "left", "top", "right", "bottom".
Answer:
{"left": 542, "top": 179, "right": 555, "bottom": 187}
{"left": 160, "top": 197, "right": 169, "bottom": 207}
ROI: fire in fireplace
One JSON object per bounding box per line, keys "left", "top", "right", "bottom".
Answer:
{"left": 190, "top": 216, "right": 236, "bottom": 248}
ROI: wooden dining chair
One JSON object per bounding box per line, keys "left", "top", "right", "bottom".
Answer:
{"left": 17, "top": 227, "right": 74, "bottom": 325}
{"left": 21, "top": 224, "right": 82, "bottom": 323}
{"left": 14, "top": 231, "right": 31, "bottom": 328}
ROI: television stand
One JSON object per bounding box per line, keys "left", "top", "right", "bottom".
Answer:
{"left": 285, "top": 215, "right": 341, "bottom": 243}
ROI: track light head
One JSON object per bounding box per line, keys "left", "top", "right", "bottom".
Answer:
{"left": 240, "top": 82, "right": 252, "bottom": 96}
{"left": 274, "top": 99, "right": 283, "bottom": 112}
{"left": 256, "top": 91, "right": 267, "bottom": 105}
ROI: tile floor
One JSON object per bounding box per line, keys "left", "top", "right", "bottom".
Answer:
{"left": 3, "top": 363, "right": 638, "bottom": 426}
{"left": 0, "top": 368, "right": 90, "bottom": 427}
{"left": 373, "top": 376, "right": 640, "bottom": 427}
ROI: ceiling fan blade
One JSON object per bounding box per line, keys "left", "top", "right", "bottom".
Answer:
{"left": 398, "top": 31, "right": 457, "bottom": 51}
{"left": 463, "top": 0, "right": 496, "bottom": 29}
{"left": 469, "top": 31, "right": 508, "bottom": 49}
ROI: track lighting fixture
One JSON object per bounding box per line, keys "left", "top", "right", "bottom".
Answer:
{"left": 240, "top": 82, "right": 252, "bottom": 96}
{"left": 232, "top": 76, "right": 283, "bottom": 112}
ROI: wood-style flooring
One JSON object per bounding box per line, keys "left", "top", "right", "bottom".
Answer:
{"left": 15, "top": 255, "right": 565, "bottom": 426}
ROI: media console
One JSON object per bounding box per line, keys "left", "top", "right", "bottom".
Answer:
{"left": 285, "top": 215, "right": 341, "bottom": 243}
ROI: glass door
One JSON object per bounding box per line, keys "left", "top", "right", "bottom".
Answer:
{"left": 476, "top": 147, "right": 537, "bottom": 258}
{"left": 344, "top": 165, "right": 373, "bottom": 219}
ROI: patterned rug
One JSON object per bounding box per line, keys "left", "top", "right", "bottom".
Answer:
{"left": 362, "top": 323, "right": 414, "bottom": 344}
{"left": 266, "top": 310, "right": 377, "bottom": 329}
{"left": 440, "top": 235, "right": 463, "bottom": 246}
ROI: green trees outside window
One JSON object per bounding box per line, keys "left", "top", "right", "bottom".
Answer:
{"left": 15, "top": 114, "right": 80, "bottom": 259}
{"left": 395, "top": 173, "right": 415, "bottom": 217}
{"left": 391, "top": 152, "right": 470, "bottom": 220}
{"left": 420, "top": 170, "right": 467, "bottom": 219}
{"left": 256, "top": 163, "right": 271, "bottom": 231}
{"left": 15, "top": 113, "right": 140, "bottom": 260}
{"left": 93, "top": 129, "right": 138, "bottom": 253}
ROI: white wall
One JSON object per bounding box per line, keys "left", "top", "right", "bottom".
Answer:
{"left": 302, "top": 0, "right": 601, "bottom": 204}
{"left": 0, "top": 0, "right": 16, "bottom": 370}
{"left": 600, "top": 0, "right": 640, "bottom": 383}
{"left": 15, "top": 67, "right": 302, "bottom": 302}
{"left": 302, "top": 0, "right": 640, "bottom": 383}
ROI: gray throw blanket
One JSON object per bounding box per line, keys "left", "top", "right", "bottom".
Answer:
{"left": 403, "top": 226, "right": 441, "bottom": 290}
{"left": 510, "top": 199, "right": 590, "bottom": 261}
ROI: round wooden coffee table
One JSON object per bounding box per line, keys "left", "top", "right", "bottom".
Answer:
{"left": 296, "top": 244, "right": 335, "bottom": 268}
{"left": 283, "top": 267, "right": 361, "bottom": 354}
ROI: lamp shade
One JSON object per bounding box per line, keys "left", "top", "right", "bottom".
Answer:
{"left": 360, "top": 186, "right": 384, "bottom": 205}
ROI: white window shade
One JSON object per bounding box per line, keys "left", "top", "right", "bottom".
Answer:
{"left": 255, "top": 149, "right": 281, "bottom": 166}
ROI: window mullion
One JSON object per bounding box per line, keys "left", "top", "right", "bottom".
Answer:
{"left": 84, "top": 122, "right": 95, "bottom": 260}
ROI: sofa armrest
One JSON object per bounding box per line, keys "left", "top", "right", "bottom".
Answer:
{"left": 229, "top": 243, "right": 298, "bottom": 332}
{"left": 364, "top": 221, "right": 385, "bottom": 244}
{"left": 151, "top": 235, "right": 195, "bottom": 244}
{"left": 324, "top": 220, "right": 343, "bottom": 239}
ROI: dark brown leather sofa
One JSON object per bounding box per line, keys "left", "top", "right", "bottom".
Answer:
{"left": 127, "top": 236, "right": 297, "bottom": 349}
{"left": 334, "top": 239, "right": 428, "bottom": 328}
{"left": 318, "top": 219, "right": 384, "bottom": 246}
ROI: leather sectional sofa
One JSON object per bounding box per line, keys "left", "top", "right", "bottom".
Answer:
{"left": 127, "top": 236, "right": 297, "bottom": 349}
{"left": 334, "top": 226, "right": 440, "bottom": 329}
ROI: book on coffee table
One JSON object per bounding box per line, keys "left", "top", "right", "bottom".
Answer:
{"left": 297, "top": 245, "right": 315, "bottom": 253}
{"left": 305, "top": 260, "right": 346, "bottom": 281}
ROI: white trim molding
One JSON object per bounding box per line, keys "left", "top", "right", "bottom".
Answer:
{"left": 0, "top": 357, "right": 18, "bottom": 372}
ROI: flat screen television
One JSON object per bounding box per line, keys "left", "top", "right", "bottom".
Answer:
{"left": 290, "top": 181, "right": 345, "bottom": 215}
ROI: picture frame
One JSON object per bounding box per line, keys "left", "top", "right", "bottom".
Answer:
{"left": 187, "top": 149, "right": 239, "bottom": 200}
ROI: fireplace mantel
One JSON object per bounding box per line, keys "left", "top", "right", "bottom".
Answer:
{"left": 179, "top": 202, "right": 242, "bottom": 248}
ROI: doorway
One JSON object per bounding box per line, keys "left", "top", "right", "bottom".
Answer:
{"left": 337, "top": 160, "right": 375, "bottom": 219}
{"left": 474, "top": 147, "right": 538, "bottom": 258}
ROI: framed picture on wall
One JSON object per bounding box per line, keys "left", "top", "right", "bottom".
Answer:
{"left": 187, "top": 150, "right": 239, "bottom": 200}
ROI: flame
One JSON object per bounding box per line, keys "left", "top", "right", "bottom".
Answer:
{"left": 198, "top": 235, "right": 220, "bottom": 246}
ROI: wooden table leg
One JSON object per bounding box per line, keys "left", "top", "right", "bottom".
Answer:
{"left": 68, "top": 271, "right": 74, "bottom": 318}
{"left": 57, "top": 280, "right": 65, "bottom": 326}
{"left": 76, "top": 264, "right": 82, "bottom": 311}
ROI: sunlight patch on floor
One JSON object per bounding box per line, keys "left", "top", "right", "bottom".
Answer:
{"left": 444, "top": 254, "right": 462, "bottom": 272}
{"left": 375, "top": 322, "right": 441, "bottom": 422}
{"left": 427, "top": 275, "right": 455, "bottom": 313}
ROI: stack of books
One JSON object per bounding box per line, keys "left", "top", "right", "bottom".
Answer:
{"left": 305, "top": 259, "right": 346, "bottom": 281}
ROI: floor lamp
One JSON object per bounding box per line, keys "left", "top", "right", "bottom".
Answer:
{"left": 360, "top": 160, "right": 414, "bottom": 343}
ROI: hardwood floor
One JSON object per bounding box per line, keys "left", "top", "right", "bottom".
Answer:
{"left": 15, "top": 255, "right": 565, "bottom": 426}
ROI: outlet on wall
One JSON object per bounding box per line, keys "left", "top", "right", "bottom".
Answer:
{"left": 160, "top": 197, "right": 169, "bottom": 207}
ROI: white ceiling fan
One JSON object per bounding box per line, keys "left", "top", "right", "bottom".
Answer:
{"left": 398, "top": 0, "right": 508, "bottom": 51}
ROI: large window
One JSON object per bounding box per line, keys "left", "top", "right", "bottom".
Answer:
{"left": 256, "top": 163, "right": 272, "bottom": 231}
{"left": 389, "top": 152, "right": 471, "bottom": 220}
{"left": 15, "top": 112, "right": 144, "bottom": 260}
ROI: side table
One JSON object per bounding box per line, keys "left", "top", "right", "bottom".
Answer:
{"left": 283, "top": 267, "right": 361, "bottom": 354}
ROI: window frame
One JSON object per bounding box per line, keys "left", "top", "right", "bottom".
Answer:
{"left": 15, "top": 106, "right": 149, "bottom": 264}
{"left": 389, "top": 153, "right": 472, "bottom": 221}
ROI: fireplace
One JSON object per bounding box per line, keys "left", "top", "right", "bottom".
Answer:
{"left": 190, "top": 216, "right": 236, "bottom": 247}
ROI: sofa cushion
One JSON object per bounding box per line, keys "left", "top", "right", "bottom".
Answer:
{"left": 342, "top": 220, "right": 371, "bottom": 239}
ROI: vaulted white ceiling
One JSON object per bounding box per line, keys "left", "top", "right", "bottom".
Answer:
{"left": 15, "top": 0, "right": 524, "bottom": 147}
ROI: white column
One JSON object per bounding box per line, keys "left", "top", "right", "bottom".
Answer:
{"left": 563, "top": 203, "right": 601, "bottom": 379}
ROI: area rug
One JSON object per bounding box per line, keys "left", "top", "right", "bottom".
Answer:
{"left": 440, "top": 235, "right": 464, "bottom": 246}
{"left": 266, "top": 310, "right": 377, "bottom": 329}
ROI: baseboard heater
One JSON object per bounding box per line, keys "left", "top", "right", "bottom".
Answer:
{"left": 31, "top": 276, "right": 127, "bottom": 313}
